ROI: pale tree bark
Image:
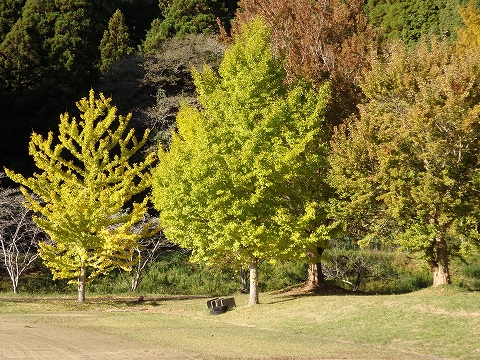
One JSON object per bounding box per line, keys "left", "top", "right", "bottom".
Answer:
{"left": 431, "top": 235, "right": 451, "bottom": 286}
{"left": 1, "top": 233, "right": 39, "bottom": 294}
{"left": 78, "top": 265, "right": 87, "bottom": 303}
{"left": 304, "top": 246, "right": 327, "bottom": 291}
{"left": 0, "top": 187, "right": 44, "bottom": 294}
{"left": 248, "top": 260, "right": 259, "bottom": 306}
{"left": 127, "top": 213, "right": 166, "bottom": 292}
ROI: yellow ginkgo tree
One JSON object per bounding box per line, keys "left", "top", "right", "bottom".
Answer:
{"left": 5, "top": 90, "right": 157, "bottom": 302}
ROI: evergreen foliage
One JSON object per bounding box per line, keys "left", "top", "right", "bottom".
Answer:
{"left": 142, "top": 0, "right": 237, "bottom": 53}
{"left": 0, "top": 0, "right": 160, "bottom": 176}
{"left": 0, "top": 0, "right": 25, "bottom": 43}
{"left": 151, "top": 19, "right": 332, "bottom": 305}
{"left": 100, "top": 9, "right": 134, "bottom": 72}
{"left": 5, "top": 90, "right": 157, "bottom": 302}
{"left": 365, "top": 0, "right": 480, "bottom": 45}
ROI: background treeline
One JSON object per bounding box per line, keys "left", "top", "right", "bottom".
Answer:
{"left": 2, "top": 0, "right": 480, "bottom": 295}
{"left": 2, "top": 0, "right": 478, "bottom": 175}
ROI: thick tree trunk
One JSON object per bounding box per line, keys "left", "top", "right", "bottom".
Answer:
{"left": 248, "top": 260, "right": 259, "bottom": 306}
{"left": 78, "top": 265, "right": 87, "bottom": 303}
{"left": 304, "top": 247, "right": 327, "bottom": 291}
{"left": 431, "top": 236, "right": 451, "bottom": 286}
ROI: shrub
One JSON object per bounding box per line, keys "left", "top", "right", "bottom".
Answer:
{"left": 455, "top": 255, "right": 480, "bottom": 290}
{"left": 322, "top": 249, "right": 431, "bottom": 294}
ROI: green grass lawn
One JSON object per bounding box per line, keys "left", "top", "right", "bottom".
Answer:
{"left": 0, "top": 286, "right": 479, "bottom": 359}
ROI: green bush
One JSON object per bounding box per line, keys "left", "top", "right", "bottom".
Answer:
{"left": 258, "top": 261, "right": 308, "bottom": 292}
{"left": 322, "top": 249, "right": 432, "bottom": 294}
{"left": 456, "top": 256, "right": 480, "bottom": 290}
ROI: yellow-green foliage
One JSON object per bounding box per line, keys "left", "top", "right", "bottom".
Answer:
{"left": 329, "top": 40, "right": 480, "bottom": 282}
{"left": 5, "top": 90, "right": 156, "bottom": 284}
{"left": 456, "top": 1, "right": 480, "bottom": 55}
{"left": 152, "top": 19, "right": 332, "bottom": 268}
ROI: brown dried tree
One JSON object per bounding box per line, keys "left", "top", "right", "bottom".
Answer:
{"left": 234, "top": 0, "right": 377, "bottom": 128}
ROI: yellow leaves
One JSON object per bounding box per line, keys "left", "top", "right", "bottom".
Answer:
{"left": 5, "top": 90, "right": 157, "bottom": 285}
{"left": 152, "top": 19, "right": 332, "bottom": 270}
{"left": 456, "top": 1, "right": 480, "bottom": 56}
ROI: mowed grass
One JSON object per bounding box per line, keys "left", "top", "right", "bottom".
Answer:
{"left": 0, "top": 287, "right": 479, "bottom": 359}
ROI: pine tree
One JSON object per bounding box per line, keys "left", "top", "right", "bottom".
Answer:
{"left": 142, "top": 0, "right": 236, "bottom": 53}
{"left": 5, "top": 90, "right": 157, "bottom": 302}
{"left": 100, "top": 9, "right": 134, "bottom": 72}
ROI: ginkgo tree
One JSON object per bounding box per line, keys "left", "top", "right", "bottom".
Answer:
{"left": 329, "top": 40, "right": 480, "bottom": 286}
{"left": 5, "top": 90, "right": 157, "bottom": 302}
{"left": 152, "top": 19, "right": 333, "bottom": 305}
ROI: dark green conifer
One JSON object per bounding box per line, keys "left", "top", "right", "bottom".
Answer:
{"left": 100, "top": 9, "right": 134, "bottom": 71}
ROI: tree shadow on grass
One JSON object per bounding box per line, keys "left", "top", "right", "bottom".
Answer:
{"left": 264, "top": 281, "right": 366, "bottom": 304}
{"left": 0, "top": 294, "right": 209, "bottom": 309}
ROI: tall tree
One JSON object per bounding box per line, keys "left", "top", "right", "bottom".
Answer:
{"left": 151, "top": 19, "right": 332, "bottom": 305}
{"left": 235, "top": 0, "right": 376, "bottom": 128}
{"left": 329, "top": 40, "right": 480, "bottom": 286}
{"left": 100, "top": 9, "right": 134, "bottom": 72}
{"left": 0, "top": 0, "right": 25, "bottom": 43}
{"left": 5, "top": 90, "right": 157, "bottom": 302}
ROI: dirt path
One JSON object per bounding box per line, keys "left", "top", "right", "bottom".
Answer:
{"left": 0, "top": 316, "right": 198, "bottom": 360}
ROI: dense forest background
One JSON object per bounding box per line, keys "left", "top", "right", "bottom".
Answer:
{"left": 1, "top": 0, "right": 479, "bottom": 177}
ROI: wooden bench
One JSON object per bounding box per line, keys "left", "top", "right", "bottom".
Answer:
{"left": 206, "top": 297, "right": 236, "bottom": 314}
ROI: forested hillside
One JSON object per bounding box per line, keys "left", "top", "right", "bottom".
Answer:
{"left": 2, "top": 0, "right": 480, "bottom": 300}
{"left": 1, "top": 0, "right": 476, "bottom": 173}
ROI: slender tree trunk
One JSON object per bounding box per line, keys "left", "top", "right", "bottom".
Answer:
{"left": 248, "top": 260, "right": 259, "bottom": 306}
{"left": 239, "top": 267, "right": 249, "bottom": 293}
{"left": 131, "top": 268, "right": 141, "bottom": 292}
{"left": 305, "top": 246, "right": 327, "bottom": 291}
{"left": 431, "top": 235, "right": 451, "bottom": 286}
{"left": 78, "top": 265, "right": 87, "bottom": 303}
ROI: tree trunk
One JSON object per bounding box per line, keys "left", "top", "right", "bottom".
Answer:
{"left": 239, "top": 267, "right": 249, "bottom": 293}
{"left": 131, "top": 269, "right": 141, "bottom": 292}
{"left": 78, "top": 265, "right": 87, "bottom": 303}
{"left": 304, "top": 246, "right": 327, "bottom": 291}
{"left": 248, "top": 260, "right": 259, "bottom": 306}
{"left": 431, "top": 235, "right": 451, "bottom": 286}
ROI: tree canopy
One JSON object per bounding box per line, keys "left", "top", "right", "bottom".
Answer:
{"left": 152, "top": 19, "right": 332, "bottom": 305}
{"left": 365, "top": 0, "right": 480, "bottom": 45}
{"left": 235, "top": 0, "right": 376, "bottom": 128}
{"left": 142, "top": 0, "right": 237, "bottom": 53}
{"left": 456, "top": 1, "right": 480, "bottom": 53}
{"left": 100, "top": 9, "right": 134, "bottom": 72}
{"left": 329, "top": 40, "right": 480, "bottom": 286}
{"left": 5, "top": 90, "right": 157, "bottom": 302}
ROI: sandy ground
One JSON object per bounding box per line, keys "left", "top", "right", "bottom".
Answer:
{"left": 0, "top": 316, "right": 198, "bottom": 360}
